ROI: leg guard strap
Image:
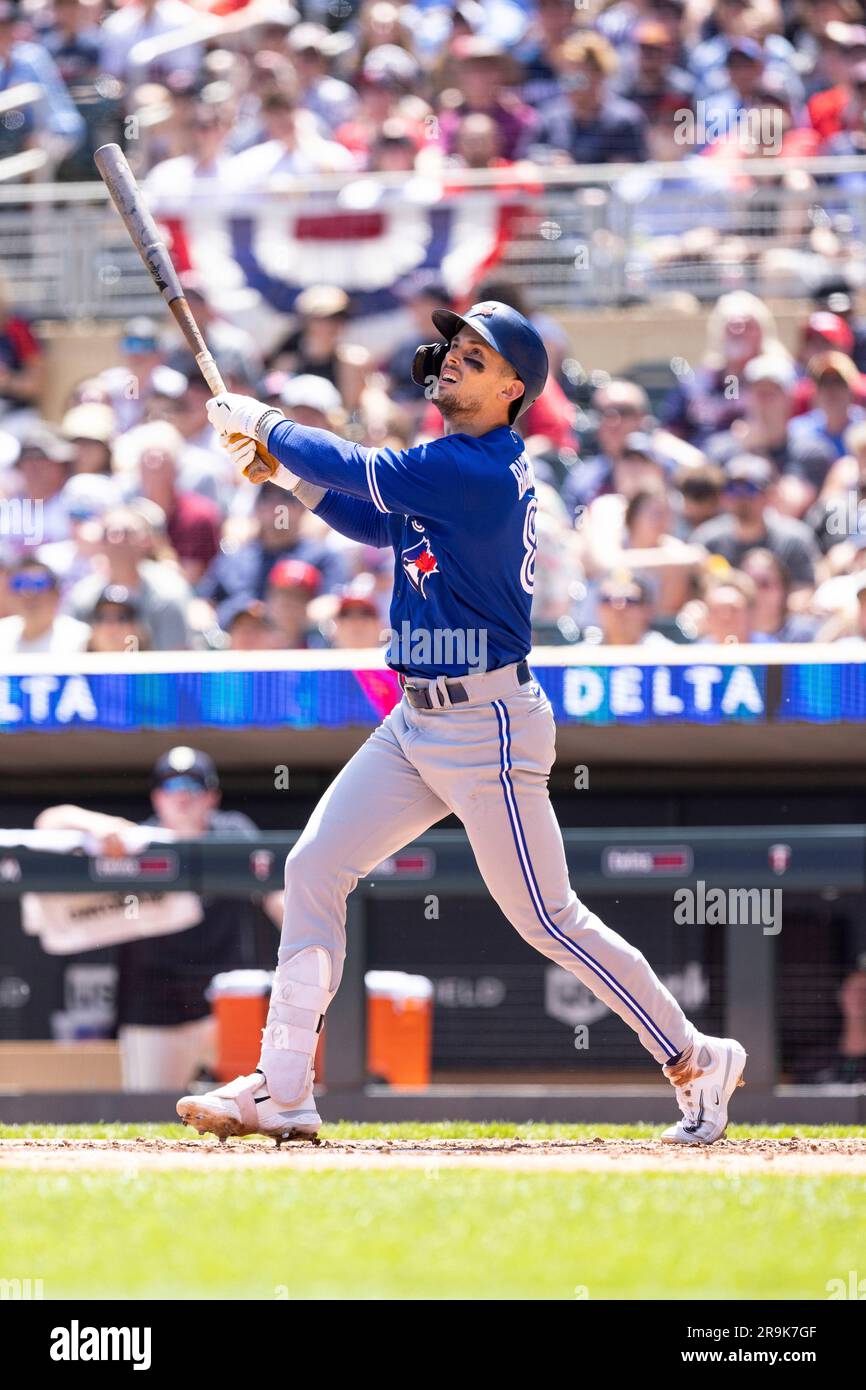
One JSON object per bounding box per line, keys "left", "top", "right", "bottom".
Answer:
{"left": 259, "top": 946, "right": 334, "bottom": 1107}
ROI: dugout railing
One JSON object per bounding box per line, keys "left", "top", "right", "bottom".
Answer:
{"left": 5, "top": 155, "right": 866, "bottom": 320}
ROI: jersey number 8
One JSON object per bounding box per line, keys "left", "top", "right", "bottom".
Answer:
{"left": 520, "top": 497, "right": 537, "bottom": 596}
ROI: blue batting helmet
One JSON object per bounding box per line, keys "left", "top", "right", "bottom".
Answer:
{"left": 412, "top": 300, "right": 549, "bottom": 422}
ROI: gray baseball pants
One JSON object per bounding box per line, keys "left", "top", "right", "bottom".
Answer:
{"left": 259, "top": 662, "right": 696, "bottom": 1099}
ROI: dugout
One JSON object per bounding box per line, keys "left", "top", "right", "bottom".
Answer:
{"left": 0, "top": 825, "right": 864, "bottom": 1124}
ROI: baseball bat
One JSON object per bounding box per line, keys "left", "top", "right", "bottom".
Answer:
{"left": 93, "top": 142, "right": 277, "bottom": 482}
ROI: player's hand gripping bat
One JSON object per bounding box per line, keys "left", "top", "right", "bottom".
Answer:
{"left": 94, "top": 143, "right": 278, "bottom": 484}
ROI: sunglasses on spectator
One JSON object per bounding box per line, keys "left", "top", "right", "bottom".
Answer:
{"left": 600, "top": 405, "right": 641, "bottom": 419}
{"left": 681, "top": 483, "right": 719, "bottom": 500}
{"left": 600, "top": 593, "right": 645, "bottom": 606}
{"left": 123, "top": 337, "right": 159, "bottom": 355}
{"left": 10, "top": 573, "right": 55, "bottom": 593}
{"left": 723, "top": 480, "right": 764, "bottom": 496}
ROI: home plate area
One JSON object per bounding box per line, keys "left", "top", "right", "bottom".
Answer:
{"left": 2, "top": 1136, "right": 865, "bottom": 1174}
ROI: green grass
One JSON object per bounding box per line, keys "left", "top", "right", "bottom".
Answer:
{"left": 1, "top": 1169, "right": 864, "bottom": 1300}
{"left": 3, "top": 1121, "right": 866, "bottom": 1141}
{"left": 3, "top": 1123, "right": 863, "bottom": 1298}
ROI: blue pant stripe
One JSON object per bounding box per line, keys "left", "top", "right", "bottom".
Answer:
{"left": 492, "top": 700, "right": 676, "bottom": 1056}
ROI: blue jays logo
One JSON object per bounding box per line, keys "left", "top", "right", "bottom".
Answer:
{"left": 402, "top": 534, "right": 439, "bottom": 597}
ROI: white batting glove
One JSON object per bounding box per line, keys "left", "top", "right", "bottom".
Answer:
{"left": 206, "top": 391, "right": 285, "bottom": 445}
{"left": 219, "top": 431, "right": 303, "bottom": 492}
{"left": 221, "top": 431, "right": 257, "bottom": 471}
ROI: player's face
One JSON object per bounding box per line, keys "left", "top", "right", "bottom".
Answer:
{"left": 436, "top": 328, "right": 522, "bottom": 424}
{"left": 152, "top": 786, "right": 218, "bottom": 836}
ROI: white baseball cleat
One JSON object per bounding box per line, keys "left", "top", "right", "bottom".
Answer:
{"left": 177, "top": 1070, "right": 321, "bottom": 1146}
{"left": 660, "top": 1035, "right": 747, "bottom": 1145}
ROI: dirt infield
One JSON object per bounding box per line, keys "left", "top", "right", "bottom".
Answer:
{"left": 2, "top": 1137, "right": 866, "bottom": 1173}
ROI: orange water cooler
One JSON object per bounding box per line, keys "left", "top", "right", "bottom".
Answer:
{"left": 207, "top": 970, "right": 271, "bottom": 1081}
{"left": 208, "top": 968, "right": 431, "bottom": 1087}
{"left": 207, "top": 970, "right": 327, "bottom": 1084}
{"left": 364, "top": 971, "right": 434, "bottom": 1086}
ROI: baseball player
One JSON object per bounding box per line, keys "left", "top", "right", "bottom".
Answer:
{"left": 178, "top": 301, "right": 747, "bottom": 1145}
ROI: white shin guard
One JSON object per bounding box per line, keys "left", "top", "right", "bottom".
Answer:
{"left": 258, "top": 946, "right": 335, "bottom": 1107}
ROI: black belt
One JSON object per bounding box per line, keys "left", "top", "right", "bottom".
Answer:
{"left": 399, "top": 659, "right": 531, "bottom": 710}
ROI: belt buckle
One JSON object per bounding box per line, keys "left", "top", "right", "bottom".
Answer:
{"left": 403, "top": 680, "right": 432, "bottom": 710}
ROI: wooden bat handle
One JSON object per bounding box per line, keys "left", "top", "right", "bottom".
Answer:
{"left": 194, "top": 339, "right": 278, "bottom": 484}
{"left": 169, "top": 305, "right": 279, "bottom": 483}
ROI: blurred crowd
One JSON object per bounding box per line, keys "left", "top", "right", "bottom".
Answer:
{"left": 12, "top": 0, "right": 866, "bottom": 182}
{"left": 4, "top": 276, "right": 866, "bottom": 653}
{"left": 3, "top": 0, "right": 866, "bottom": 653}
{"left": 1, "top": 0, "right": 864, "bottom": 311}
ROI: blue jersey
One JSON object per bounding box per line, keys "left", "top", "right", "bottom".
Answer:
{"left": 266, "top": 419, "right": 537, "bottom": 677}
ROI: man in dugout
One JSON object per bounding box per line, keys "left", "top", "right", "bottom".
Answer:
{"left": 35, "top": 746, "right": 281, "bottom": 1091}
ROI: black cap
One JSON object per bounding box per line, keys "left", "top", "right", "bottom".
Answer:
{"left": 152, "top": 745, "right": 219, "bottom": 792}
